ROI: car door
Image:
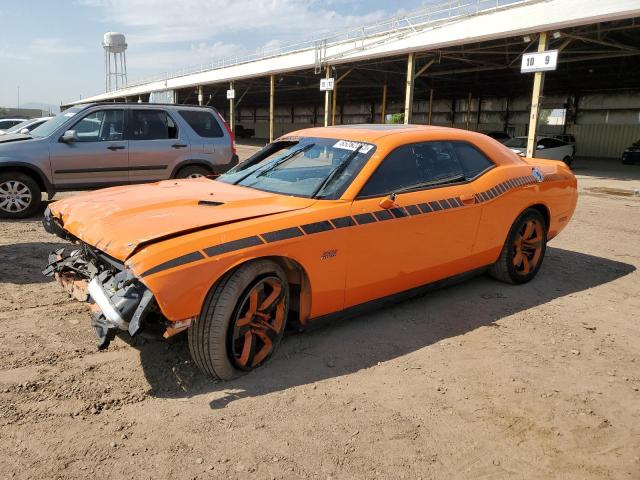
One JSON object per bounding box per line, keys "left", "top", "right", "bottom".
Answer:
{"left": 344, "top": 140, "right": 491, "bottom": 308}
{"left": 127, "top": 108, "right": 185, "bottom": 183}
{"left": 49, "top": 108, "right": 128, "bottom": 188}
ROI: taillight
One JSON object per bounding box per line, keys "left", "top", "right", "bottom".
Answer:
{"left": 216, "top": 111, "right": 236, "bottom": 155}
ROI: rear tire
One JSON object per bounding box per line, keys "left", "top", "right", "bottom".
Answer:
{"left": 0, "top": 171, "right": 42, "bottom": 219}
{"left": 488, "top": 208, "right": 547, "bottom": 284}
{"left": 188, "top": 260, "right": 289, "bottom": 380}
{"left": 175, "top": 165, "right": 210, "bottom": 179}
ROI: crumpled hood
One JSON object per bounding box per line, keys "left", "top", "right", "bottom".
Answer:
{"left": 49, "top": 178, "right": 315, "bottom": 260}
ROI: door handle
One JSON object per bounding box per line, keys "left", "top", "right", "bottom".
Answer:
{"left": 459, "top": 193, "right": 476, "bottom": 205}
{"left": 171, "top": 143, "right": 188, "bottom": 149}
{"left": 107, "top": 145, "right": 125, "bottom": 151}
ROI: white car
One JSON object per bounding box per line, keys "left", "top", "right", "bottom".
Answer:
{"left": 0, "top": 116, "right": 53, "bottom": 135}
{"left": 0, "top": 118, "right": 28, "bottom": 133}
{"left": 505, "top": 136, "right": 574, "bottom": 166}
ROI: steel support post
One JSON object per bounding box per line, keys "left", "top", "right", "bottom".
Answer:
{"left": 269, "top": 74, "right": 275, "bottom": 142}
{"left": 526, "top": 32, "right": 548, "bottom": 158}
{"left": 403, "top": 53, "right": 415, "bottom": 124}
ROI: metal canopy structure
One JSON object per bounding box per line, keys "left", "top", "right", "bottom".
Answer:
{"left": 62, "top": 0, "right": 640, "bottom": 157}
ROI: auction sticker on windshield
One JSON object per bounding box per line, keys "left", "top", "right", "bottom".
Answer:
{"left": 333, "top": 140, "right": 374, "bottom": 154}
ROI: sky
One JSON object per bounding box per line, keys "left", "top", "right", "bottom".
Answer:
{"left": 0, "top": 0, "right": 435, "bottom": 111}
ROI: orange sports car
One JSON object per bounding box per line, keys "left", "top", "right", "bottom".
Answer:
{"left": 43, "top": 125, "right": 577, "bottom": 380}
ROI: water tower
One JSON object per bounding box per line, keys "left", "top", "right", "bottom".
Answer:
{"left": 103, "top": 32, "right": 128, "bottom": 92}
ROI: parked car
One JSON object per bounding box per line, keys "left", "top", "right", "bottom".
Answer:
{"left": 621, "top": 139, "right": 640, "bottom": 165}
{"left": 235, "top": 125, "right": 255, "bottom": 138}
{"left": 552, "top": 134, "right": 576, "bottom": 156}
{"left": 43, "top": 125, "right": 577, "bottom": 380}
{"left": 484, "top": 131, "right": 511, "bottom": 143}
{"left": 505, "top": 136, "right": 574, "bottom": 165}
{"left": 0, "top": 116, "right": 52, "bottom": 135}
{"left": 0, "top": 117, "right": 28, "bottom": 132}
{"left": 0, "top": 103, "right": 237, "bottom": 218}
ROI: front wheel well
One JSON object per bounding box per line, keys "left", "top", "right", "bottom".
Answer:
{"left": 208, "top": 256, "right": 312, "bottom": 330}
{"left": 0, "top": 166, "right": 49, "bottom": 195}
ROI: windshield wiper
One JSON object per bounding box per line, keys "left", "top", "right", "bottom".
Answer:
{"left": 232, "top": 144, "right": 314, "bottom": 184}
{"left": 394, "top": 174, "right": 466, "bottom": 194}
{"left": 311, "top": 146, "right": 362, "bottom": 199}
{"left": 256, "top": 144, "right": 315, "bottom": 178}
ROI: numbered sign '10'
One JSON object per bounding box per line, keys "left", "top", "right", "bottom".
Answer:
{"left": 521, "top": 50, "right": 559, "bottom": 73}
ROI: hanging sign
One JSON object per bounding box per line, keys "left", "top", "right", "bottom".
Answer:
{"left": 320, "top": 78, "right": 335, "bottom": 91}
{"left": 226, "top": 89, "right": 236, "bottom": 99}
{"left": 521, "top": 50, "right": 558, "bottom": 73}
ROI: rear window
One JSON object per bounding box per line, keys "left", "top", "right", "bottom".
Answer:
{"left": 178, "top": 110, "right": 223, "bottom": 138}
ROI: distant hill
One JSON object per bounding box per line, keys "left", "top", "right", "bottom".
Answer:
{"left": 20, "top": 102, "right": 60, "bottom": 115}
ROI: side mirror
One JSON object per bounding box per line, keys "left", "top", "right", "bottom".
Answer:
{"left": 536, "top": 144, "right": 545, "bottom": 150}
{"left": 379, "top": 193, "right": 397, "bottom": 210}
{"left": 61, "top": 130, "right": 78, "bottom": 143}
{"left": 19, "top": 128, "right": 30, "bottom": 135}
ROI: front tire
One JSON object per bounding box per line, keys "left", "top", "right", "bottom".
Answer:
{"left": 188, "top": 260, "right": 289, "bottom": 380}
{"left": 0, "top": 172, "right": 42, "bottom": 219}
{"left": 488, "top": 208, "right": 547, "bottom": 284}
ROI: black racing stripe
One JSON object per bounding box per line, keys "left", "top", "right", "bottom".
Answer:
{"left": 204, "top": 236, "right": 264, "bottom": 257}
{"left": 418, "top": 203, "right": 432, "bottom": 213}
{"left": 440, "top": 199, "right": 452, "bottom": 209}
{"left": 446, "top": 198, "right": 459, "bottom": 208}
{"left": 497, "top": 184, "right": 506, "bottom": 194}
{"left": 262, "top": 227, "right": 304, "bottom": 242}
{"left": 354, "top": 213, "right": 376, "bottom": 225}
{"left": 330, "top": 216, "right": 354, "bottom": 228}
{"left": 301, "top": 220, "right": 334, "bottom": 235}
{"left": 482, "top": 192, "right": 491, "bottom": 201}
{"left": 429, "top": 201, "right": 442, "bottom": 211}
{"left": 406, "top": 205, "right": 421, "bottom": 216}
{"left": 475, "top": 194, "right": 484, "bottom": 203}
{"left": 390, "top": 207, "right": 408, "bottom": 218}
{"left": 141, "top": 251, "right": 204, "bottom": 277}
{"left": 490, "top": 187, "right": 499, "bottom": 197}
{"left": 373, "top": 210, "right": 393, "bottom": 221}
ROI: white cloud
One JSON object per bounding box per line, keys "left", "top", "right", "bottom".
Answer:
{"left": 29, "top": 37, "right": 88, "bottom": 55}
{"left": 80, "top": 0, "right": 388, "bottom": 45}
{"left": 127, "top": 40, "right": 246, "bottom": 72}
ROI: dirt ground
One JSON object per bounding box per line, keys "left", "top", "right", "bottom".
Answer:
{"left": 1, "top": 150, "right": 639, "bottom": 480}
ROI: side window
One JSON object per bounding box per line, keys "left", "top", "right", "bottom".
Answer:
{"left": 359, "top": 141, "right": 463, "bottom": 198}
{"left": 73, "top": 110, "right": 124, "bottom": 142}
{"left": 450, "top": 141, "right": 494, "bottom": 179}
{"left": 130, "top": 109, "right": 178, "bottom": 140}
{"left": 178, "top": 110, "right": 224, "bottom": 138}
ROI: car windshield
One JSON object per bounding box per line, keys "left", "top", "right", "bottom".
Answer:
{"left": 504, "top": 137, "right": 528, "bottom": 148}
{"left": 218, "top": 136, "right": 376, "bottom": 199}
{"left": 4, "top": 119, "right": 33, "bottom": 134}
{"left": 30, "top": 106, "right": 84, "bottom": 138}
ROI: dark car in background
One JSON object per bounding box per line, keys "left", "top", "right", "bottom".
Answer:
{"left": 0, "top": 103, "right": 237, "bottom": 218}
{"left": 485, "top": 131, "right": 511, "bottom": 143}
{"left": 622, "top": 139, "right": 640, "bottom": 165}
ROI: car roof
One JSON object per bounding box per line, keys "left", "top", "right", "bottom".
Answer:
{"left": 283, "top": 124, "right": 484, "bottom": 143}
{"left": 70, "top": 102, "right": 217, "bottom": 110}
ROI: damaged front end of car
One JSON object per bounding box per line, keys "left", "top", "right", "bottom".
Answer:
{"left": 42, "top": 209, "right": 156, "bottom": 350}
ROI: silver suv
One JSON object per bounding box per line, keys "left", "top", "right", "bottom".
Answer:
{"left": 0, "top": 103, "right": 237, "bottom": 218}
